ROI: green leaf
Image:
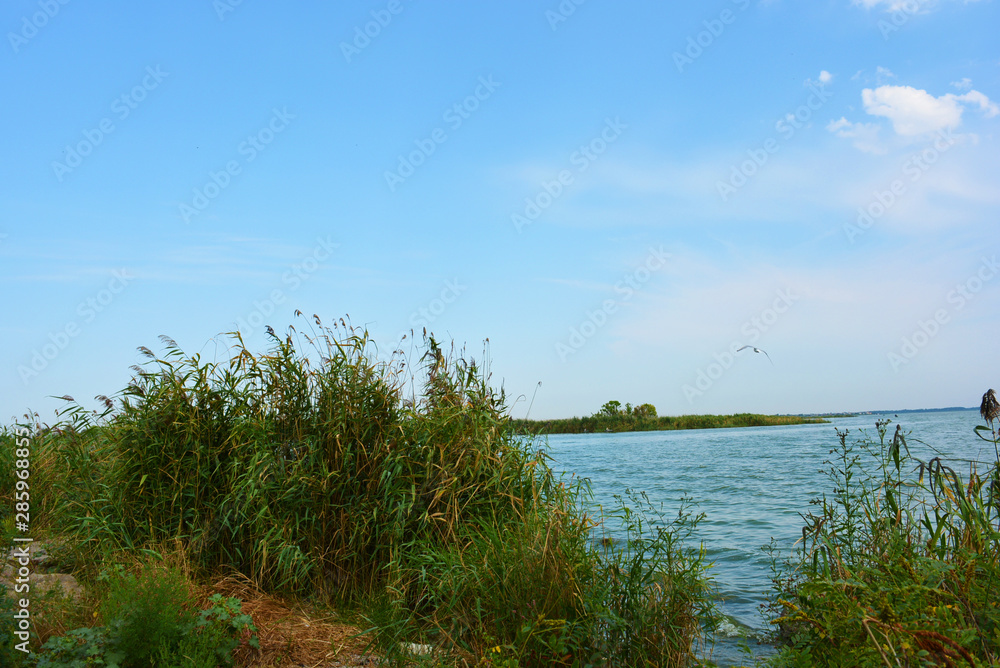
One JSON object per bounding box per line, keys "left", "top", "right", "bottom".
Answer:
{"left": 973, "top": 425, "right": 996, "bottom": 442}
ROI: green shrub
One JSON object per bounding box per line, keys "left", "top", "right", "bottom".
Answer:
{"left": 154, "top": 594, "right": 257, "bottom": 667}
{"left": 29, "top": 570, "right": 256, "bottom": 668}
{"left": 96, "top": 563, "right": 196, "bottom": 665}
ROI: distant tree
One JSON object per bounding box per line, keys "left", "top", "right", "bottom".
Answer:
{"left": 598, "top": 400, "right": 622, "bottom": 417}
{"left": 625, "top": 402, "right": 633, "bottom": 415}
{"left": 634, "top": 403, "right": 657, "bottom": 419}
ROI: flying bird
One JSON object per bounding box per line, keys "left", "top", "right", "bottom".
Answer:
{"left": 737, "top": 345, "right": 773, "bottom": 365}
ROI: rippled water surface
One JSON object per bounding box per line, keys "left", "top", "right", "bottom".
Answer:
{"left": 540, "top": 409, "right": 991, "bottom": 666}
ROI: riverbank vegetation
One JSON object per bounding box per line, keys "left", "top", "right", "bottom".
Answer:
{"left": 764, "top": 390, "right": 1000, "bottom": 667}
{"left": 1, "top": 317, "right": 716, "bottom": 667}
{"left": 8, "top": 316, "right": 996, "bottom": 666}
{"left": 514, "top": 400, "right": 827, "bottom": 435}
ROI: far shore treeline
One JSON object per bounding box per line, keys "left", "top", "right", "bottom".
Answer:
{"left": 513, "top": 400, "right": 828, "bottom": 434}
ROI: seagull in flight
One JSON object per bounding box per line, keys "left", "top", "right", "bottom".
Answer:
{"left": 737, "top": 345, "right": 773, "bottom": 365}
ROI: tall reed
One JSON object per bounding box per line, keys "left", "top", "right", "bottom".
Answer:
{"left": 766, "top": 396, "right": 1000, "bottom": 667}
{"left": 4, "top": 315, "right": 715, "bottom": 666}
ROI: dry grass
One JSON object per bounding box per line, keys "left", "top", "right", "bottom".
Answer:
{"left": 202, "top": 572, "right": 376, "bottom": 668}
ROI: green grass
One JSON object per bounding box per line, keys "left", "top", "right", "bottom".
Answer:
{"left": 1, "top": 315, "right": 715, "bottom": 667}
{"left": 763, "top": 412, "right": 1000, "bottom": 667}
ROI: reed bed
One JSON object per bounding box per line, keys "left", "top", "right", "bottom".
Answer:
{"left": 1, "top": 315, "right": 714, "bottom": 667}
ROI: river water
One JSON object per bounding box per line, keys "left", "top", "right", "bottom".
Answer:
{"left": 539, "top": 409, "right": 995, "bottom": 666}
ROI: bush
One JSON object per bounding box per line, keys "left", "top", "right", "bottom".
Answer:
{"left": 29, "top": 565, "right": 256, "bottom": 668}
{"left": 97, "top": 563, "right": 197, "bottom": 664}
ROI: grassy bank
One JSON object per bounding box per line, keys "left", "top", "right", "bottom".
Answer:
{"left": 513, "top": 413, "right": 827, "bottom": 435}
{"left": 763, "top": 392, "right": 1000, "bottom": 667}
{"left": 0, "top": 318, "right": 716, "bottom": 667}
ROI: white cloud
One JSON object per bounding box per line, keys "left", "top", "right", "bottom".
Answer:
{"left": 852, "top": 0, "right": 981, "bottom": 11}
{"left": 805, "top": 71, "right": 834, "bottom": 89}
{"left": 827, "top": 117, "right": 887, "bottom": 154}
{"left": 853, "top": 0, "right": 928, "bottom": 11}
{"left": 861, "top": 85, "right": 997, "bottom": 136}
{"left": 951, "top": 77, "right": 973, "bottom": 91}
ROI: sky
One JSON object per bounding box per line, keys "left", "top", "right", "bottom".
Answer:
{"left": 1, "top": 0, "right": 998, "bottom": 423}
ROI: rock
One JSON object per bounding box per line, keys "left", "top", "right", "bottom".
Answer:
{"left": 2, "top": 539, "right": 83, "bottom": 600}
{"left": 6, "top": 540, "right": 57, "bottom": 565}
{"left": 1, "top": 566, "right": 82, "bottom": 599}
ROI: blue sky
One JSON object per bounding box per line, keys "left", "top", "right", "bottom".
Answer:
{"left": 2, "top": 0, "right": 998, "bottom": 423}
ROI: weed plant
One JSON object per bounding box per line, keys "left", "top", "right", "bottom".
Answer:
{"left": 765, "top": 391, "right": 1000, "bottom": 667}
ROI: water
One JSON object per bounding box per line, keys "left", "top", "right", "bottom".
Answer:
{"left": 540, "top": 409, "right": 994, "bottom": 666}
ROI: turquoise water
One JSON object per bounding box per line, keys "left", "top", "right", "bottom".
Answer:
{"left": 540, "top": 409, "right": 993, "bottom": 666}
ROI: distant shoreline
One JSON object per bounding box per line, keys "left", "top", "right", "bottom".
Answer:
{"left": 512, "top": 413, "right": 828, "bottom": 435}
